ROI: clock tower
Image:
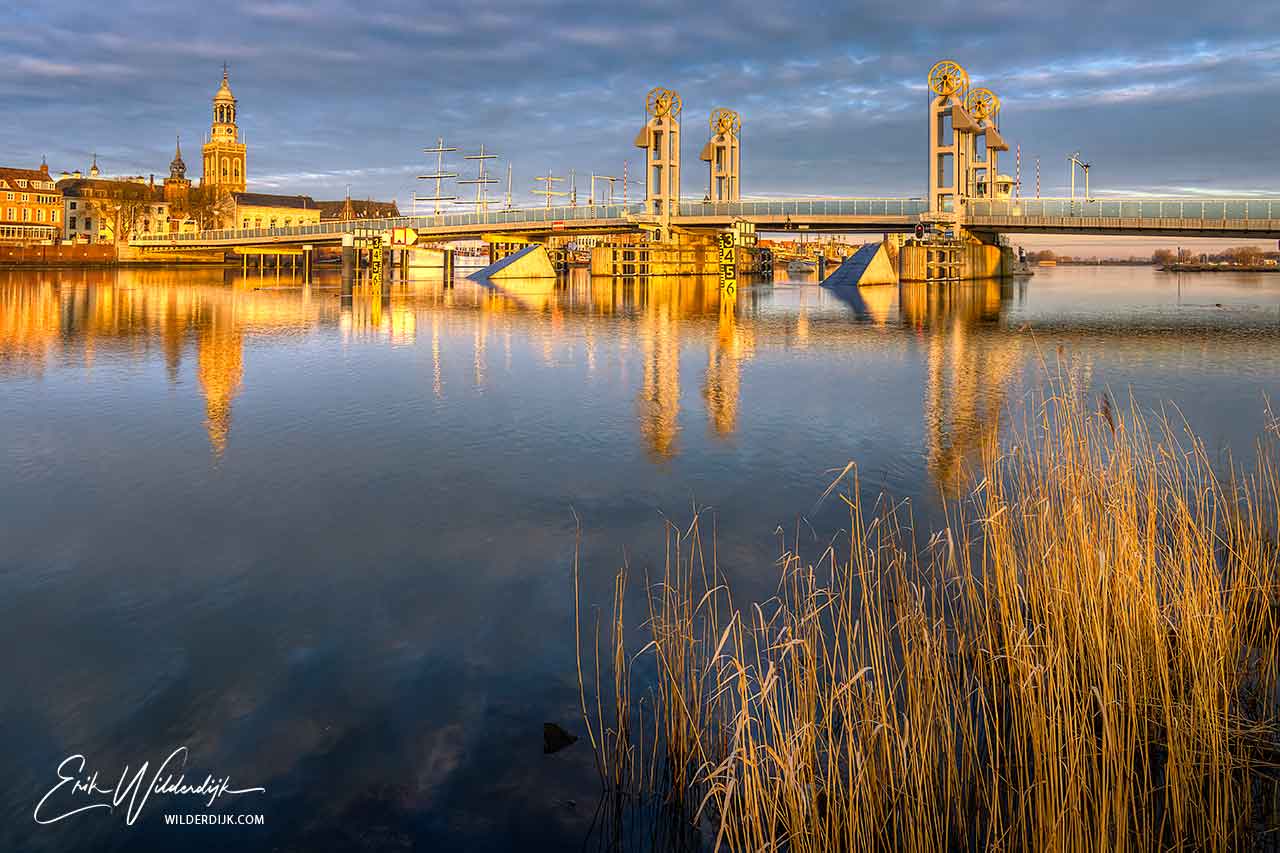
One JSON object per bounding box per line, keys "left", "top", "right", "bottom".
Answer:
{"left": 201, "top": 66, "right": 247, "bottom": 194}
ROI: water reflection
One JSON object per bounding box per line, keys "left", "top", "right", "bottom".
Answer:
{"left": 899, "top": 280, "right": 1024, "bottom": 493}
{"left": 704, "top": 291, "right": 754, "bottom": 436}
{"left": 2, "top": 265, "right": 1278, "bottom": 852}
{"left": 2, "top": 267, "right": 1278, "bottom": 491}
{"left": 197, "top": 310, "right": 244, "bottom": 456}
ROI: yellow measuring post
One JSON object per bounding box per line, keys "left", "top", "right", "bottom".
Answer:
{"left": 369, "top": 233, "right": 384, "bottom": 288}
{"left": 718, "top": 231, "right": 737, "bottom": 296}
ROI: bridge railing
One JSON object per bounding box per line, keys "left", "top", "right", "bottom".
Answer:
{"left": 132, "top": 198, "right": 935, "bottom": 245}
{"left": 678, "top": 198, "right": 928, "bottom": 218}
{"left": 132, "top": 203, "right": 646, "bottom": 245}
{"left": 968, "top": 198, "right": 1280, "bottom": 221}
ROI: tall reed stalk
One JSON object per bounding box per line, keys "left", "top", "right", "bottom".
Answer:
{"left": 576, "top": 383, "right": 1280, "bottom": 851}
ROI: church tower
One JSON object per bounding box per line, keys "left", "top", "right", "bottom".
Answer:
{"left": 201, "top": 66, "right": 247, "bottom": 194}
{"left": 164, "top": 135, "right": 191, "bottom": 205}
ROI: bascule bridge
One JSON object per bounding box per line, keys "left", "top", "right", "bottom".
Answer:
{"left": 133, "top": 60, "right": 1280, "bottom": 281}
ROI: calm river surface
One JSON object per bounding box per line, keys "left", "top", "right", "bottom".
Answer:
{"left": 1, "top": 264, "right": 1277, "bottom": 851}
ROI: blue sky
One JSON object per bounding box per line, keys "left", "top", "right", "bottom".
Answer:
{"left": 3, "top": 0, "right": 1278, "bottom": 211}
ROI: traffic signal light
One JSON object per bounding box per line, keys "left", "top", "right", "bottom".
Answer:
{"left": 914, "top": 223, "right": 925, "bottom": 240}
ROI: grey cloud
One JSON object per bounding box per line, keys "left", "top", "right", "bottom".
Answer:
{"left": 1, "top": 1, "right": 1276, "bottom": 203}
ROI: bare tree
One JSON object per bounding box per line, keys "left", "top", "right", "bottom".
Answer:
{"left": 83, "top": 182, "right": 151, "bottom": 244}
{"left": 1222, "top": 245, "right": 1263, "bottom": 266}
{"left": 178, "top": 186, "right": 234, "bottom": 230}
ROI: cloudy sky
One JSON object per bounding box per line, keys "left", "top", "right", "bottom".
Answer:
{"left": 3, "top": 0, "right": 1278, "bottom": 213}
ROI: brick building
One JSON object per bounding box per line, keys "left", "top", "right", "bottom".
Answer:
{"left": 0, "top": 161, "right": 62, "bottom": 243}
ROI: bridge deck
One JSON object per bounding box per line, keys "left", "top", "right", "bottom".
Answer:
{"left": 965, "top": 198, "right": 1280, "bottom": 238}
{"left": 130, "top": 196, "right": 1280, "bottom": 249}
{"left": 131, "top": 199, "right": 928, "bottom": 249}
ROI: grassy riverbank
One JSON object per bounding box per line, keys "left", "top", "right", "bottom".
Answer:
{"left": 575, "top": 384, "right": 1280, "bottom": 851}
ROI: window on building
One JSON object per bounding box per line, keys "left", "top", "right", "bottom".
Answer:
{"left": 234, "top": 163, "right": 240, "bottom": 179}
{"left": 284, "top": 218, "right": 291, "bottom": 227}
{"left": 6, "top": 208, "right": 14, "bottom": 220}
{"left": 16, "top": 179, "right": 26, "bottom": 188}
{"left": 69, "top": 216, "right": 77, "bottom": 230}
{"left": 270, "top": 218, "right": 277, "bottom": 228}
{"left": 5, "top": 192, "right": 12, "bottom": 201}
{"left": 37, "top": 209, "right": 45, "bottom": 222}
{"left": 242, "top": 218, "right": 250, "bottom": 229}
{"left": 20, "top": 194, "right": 29, "bottom": 202}
{"left": 85, "top": 219, "right": 92, "bottom": 230}
{"left": 254, "top": 218, "right": 261, "bottom": 228}
{"left": 69, "top": 201, "right": 77, "bottom": 210}
{"left": 143, "top": 220, "right": 150, "bottom": 232}
{"left": 22, "top": 209, "right": 30, "bottom": 221}
{"left": 52, "top": 210, "right": 58, "bottom": 223}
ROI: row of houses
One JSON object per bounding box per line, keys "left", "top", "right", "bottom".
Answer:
{"left": 1, "top": 159, "right": 398, "bottom": 246}
{"left": 2, "top": 69, "right": 397, "bottom": 249}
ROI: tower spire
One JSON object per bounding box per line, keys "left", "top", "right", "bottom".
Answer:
{"left": 202, "top": 65, "right": 246, "bottom": 194}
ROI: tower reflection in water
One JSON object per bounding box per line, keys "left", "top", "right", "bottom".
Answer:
{"left": 0, "top": 268, "right": 318, "bottom": 457}
{"left": 900, "top": 279, "right": 1021, "bottom": 494}
{"left": 0, "top": 267, "right": 1021, "bottom": 492}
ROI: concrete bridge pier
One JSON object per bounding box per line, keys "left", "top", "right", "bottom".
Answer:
{"left": 341, "top": 234, "right": 355, "bottom": 294}
{"left": 303, "top": 245, "right": 312, "bottom": 283}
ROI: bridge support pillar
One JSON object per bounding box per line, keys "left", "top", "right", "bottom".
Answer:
{"left": 303, "top": 245, "right": 312, "bottom": 283}
{"left": 341, "top": 234, "right": 355, "bottom": 291}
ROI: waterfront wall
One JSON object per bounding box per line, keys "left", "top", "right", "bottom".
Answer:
{"left": 0, "top": 243, "right": 231, "bottom": 267}
{"left": 0, "top": 243, "right": 117, "bottom": 266}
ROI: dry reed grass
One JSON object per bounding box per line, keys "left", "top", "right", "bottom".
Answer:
{"left": 575, "top": 380, "right": 1280, "bottom": 852}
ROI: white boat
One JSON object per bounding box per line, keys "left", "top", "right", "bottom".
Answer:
{"left": 787, "top": 258, "right": 816, "bottom": 274}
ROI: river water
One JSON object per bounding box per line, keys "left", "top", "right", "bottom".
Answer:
{"left": 1, "top": 264, "right": 1277, "bottom": 851}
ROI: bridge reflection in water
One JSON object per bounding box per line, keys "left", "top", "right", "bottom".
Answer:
{"left": 5, "top": 268, "right": 1270, "bottom": 493}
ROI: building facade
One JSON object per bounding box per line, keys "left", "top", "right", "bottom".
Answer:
{"left": 229, "top": 192, "right": 320, "bottom": 230}
{"left": 0, "top": 162, "right": 62, "bottom": 243}
{"left": 202, "top": 68, "right": 247, "bottom": 195}
{"left": 59, "top": 172, "right": 193, "bottom": 243}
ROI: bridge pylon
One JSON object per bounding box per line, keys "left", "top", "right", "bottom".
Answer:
{"left": 926, "top": 60, "right": 979, "bottom": 227}
{"left": 701, "top": 108, "right": 741, "bottom": 203}
{"left": 965, "top": 88, "right": 1009, "bottom": 200}
{"left": 635, "top": 87, "right": 682, "bottom": 240}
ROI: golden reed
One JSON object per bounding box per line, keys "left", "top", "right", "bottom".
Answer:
{"left": 576, "top": 382, "right": 1280, "bottom": 851}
